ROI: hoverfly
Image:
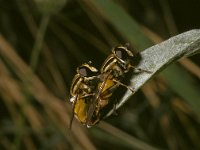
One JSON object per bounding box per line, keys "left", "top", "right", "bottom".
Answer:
{"left": 69, "top": 62, "right": 100, "bottom": 128}
{"left": 86, "top": 43, "right": 150, "bottom": 127}
{"left": 69, "top": 44, "right": 150, "bottom": 128}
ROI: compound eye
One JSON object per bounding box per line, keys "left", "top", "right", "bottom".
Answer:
{"left": 79, "top": 66, "right": 98, "bottom": 77}
{"left": 79, "top": 67, "right": 87, "bottom": 77}
{"left": 115, "top": 47, "right": 130, "bottom": 60}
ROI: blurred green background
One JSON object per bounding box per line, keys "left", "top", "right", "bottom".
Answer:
{"left": 0, "top": 0, "right": 200, "bottom": 149}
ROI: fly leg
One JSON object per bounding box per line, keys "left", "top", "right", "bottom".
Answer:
{"left": 69, "top": 94, "right": 78, "bottom": 129}
{"left": 80, "top": 93, "right": 95, "bottom": 99}
{"left": 112, "top": 79, "right": 135, "bottom": 93}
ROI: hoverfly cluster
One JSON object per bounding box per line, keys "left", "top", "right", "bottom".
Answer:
{"left": 68, "top": 43, "right": 149, "bottom": 128}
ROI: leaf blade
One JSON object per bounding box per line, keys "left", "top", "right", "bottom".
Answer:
{"left": 108, "top": 29, "right": 200, "bottom": 115}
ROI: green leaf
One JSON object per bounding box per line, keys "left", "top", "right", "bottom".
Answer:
{"left": 89, "top": 0, "right": 153, "bottom": 50}
{"left": 34, "top": 0, "right": 68, "bottom": 15}
{"left": 163, "top": 64, "right": 200, "bottom": 114}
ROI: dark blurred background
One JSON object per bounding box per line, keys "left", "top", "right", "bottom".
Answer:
{"left": 0, "top": 0, "right": 200, "bottom": 149}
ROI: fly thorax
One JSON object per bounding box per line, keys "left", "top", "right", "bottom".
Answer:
{"left": 112, "top": 65, "right": 123, "bottom": 77}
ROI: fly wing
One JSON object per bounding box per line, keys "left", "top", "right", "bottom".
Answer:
{"left": 86, "top": 73, "right": 109, "bottom": 127}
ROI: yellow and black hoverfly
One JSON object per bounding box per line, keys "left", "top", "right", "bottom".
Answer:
{"left": 86, "top": 43, "right": 150, "bottom": 127}
{"left": 69, "top": 44, "right": 150, "bottom": 128}
{"left": 69, "top": 62, "right": 100, "bottom": 128}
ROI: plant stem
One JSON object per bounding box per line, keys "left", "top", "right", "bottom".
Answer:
{"left": 30, "top": 15, "right": 50, "bottom": 71}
